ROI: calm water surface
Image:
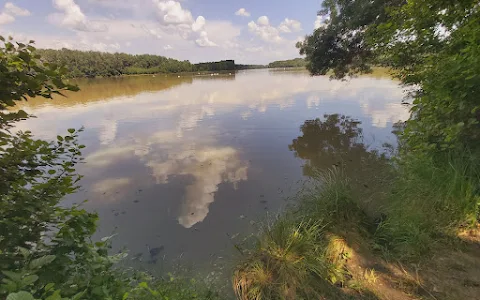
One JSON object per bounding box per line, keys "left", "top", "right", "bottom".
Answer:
{"left": 16, "top": 69, "right": 409, "bottom": 276}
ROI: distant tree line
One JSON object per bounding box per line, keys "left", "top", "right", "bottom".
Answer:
{"left": 268, "top": 58, "right": 306, "bottom": 68}
{"left": 36, "top": 48, "right": 193, "bottom": 77}
{"left": 194, "top": 60, "right": 235, "bottom": 72}
{"left": 193, "top": 60, "right": 265, "bottom": 72}
{"left": 235, "top": 64, "right": 266, "bottom": 70}
{"left": 36, "top": 49, "right": 266, "bottom": 78}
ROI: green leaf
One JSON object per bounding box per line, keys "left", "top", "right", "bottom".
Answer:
{"left": 18, "top": 247, "right": 30, "bottom": 258}
{"left": 48, "top": 170, "right": 56, "bottom": 175}
{"left": 57, "top": 136, "right": 64, "bottom": 142}
{"left": 29, "top": 255, "right": 56, "bottom": 269}
{"left": 21, "top": 275, "right": 38, "bottom": 287}
{"left": 45, "top": 290, "right": 62, "bottom": 300}
{"left": 2, "top": 271, "right": 22, "bottom": 282}
{"left": 67, "top": 128, "right": 75, "bottom": 134}
{"left": 72, "top": 290, "right": 86, "bottom": 300}
{"left": 44, "top": 283, "right": 55, "bottom": 292}
{"left": 2, "top": 279, "right": 18, "bottom": 293}
{"left": 6, "top": 291, "right": 35, "bottom": 300}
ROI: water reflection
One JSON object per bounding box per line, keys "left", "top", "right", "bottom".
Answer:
{"left": 23, "top": 75, "right": 193, "bottom": 108}
{"left": 144, "top": 146, "right": 248, "bottom": 228}
{"left": 13, "top": 70, "right": 409, "bottom": 269}
{"left": 289, "top": 114, "right": 392, "bottom": 216}
{"left": 289, "top": 114, "right": 383, "bottom": 177}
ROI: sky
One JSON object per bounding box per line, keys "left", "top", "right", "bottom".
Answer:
{"left": 0, "top": 0, "right": 325, "bottom": 64}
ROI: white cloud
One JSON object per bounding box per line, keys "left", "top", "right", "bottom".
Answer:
{"left": 195, "top": 30, "right": 216, "bottom": 47}
{"left": 248, "top": 16, "right": 282, "bottom": 43}
{"left": 0, "top": 2, "right": 30, "bottom": 25}
{"left": 93, "top": 177, "right": 132, "bottom": 195}
{"left": 141, "top": 24, "right": 162, "bottom": 39}
{"left": 154, "top": 0, "right": 193, "bottom": 25}
{"left": 0, "top": 12, "right": 14, "bottom": 25}
{"left": 164, "top": 44, "right": 172, "bottom": 50}
{"left": 235, "top": 8, "right": 250, "bottom": 17}
{"left": 245, "top": 46, "right": 263, "bottom": 53}
{"left": 152, "top": 1, "right": 216, "bottom": 48}
{"left": 257, "top": 16, "right": 269, "bottom": 26}
{"left": 278, "top": 18, "right": 302, "bottom": 33}
{"left": 191, "top": 16, "right": 205, "bottom": 32}
{"left": 3, "top": 1, "right": 296, "bottom": 63}
{"left": 51, "top": 0, "right": 107, "bottom": 32}
{"left": 4, "top": 3, "right": 31, "bottom": 17}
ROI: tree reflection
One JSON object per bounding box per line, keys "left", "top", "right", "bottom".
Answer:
{"left": 289, "top": 114, "right": 388, "bottom": 180}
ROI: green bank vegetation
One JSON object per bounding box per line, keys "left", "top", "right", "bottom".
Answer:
{"left": 268, "top": 58, "right": 306, "bottom": 69}
{"left": 234, "top": 0, "right": 480, "bottom": 299}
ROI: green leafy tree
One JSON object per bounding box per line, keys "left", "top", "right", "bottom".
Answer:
{"left": 298, "top": 0, "right": 480, "bottom": 154}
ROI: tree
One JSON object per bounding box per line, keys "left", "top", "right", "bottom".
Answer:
{"left": 296, "top": 0, "right": 405, "bottom": 78}
{"left": 297, "top": 0, "right": 480, "bottom": 154}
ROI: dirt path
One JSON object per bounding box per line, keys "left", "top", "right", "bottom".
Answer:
{"left": 333, "top": 228, "right": 480, "bottom": 300}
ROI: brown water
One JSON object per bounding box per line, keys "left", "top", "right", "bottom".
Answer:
{"left": 15, "top": 69, "right": 409, "bottom": 276}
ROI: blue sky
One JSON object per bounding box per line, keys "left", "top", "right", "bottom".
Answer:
{"left": 0, "top": 0, "right": 324, "bottom": 64}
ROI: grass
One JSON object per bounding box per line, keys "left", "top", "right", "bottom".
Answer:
{"left": 375, "top": 153, "right": 480, "bottom": 260}
{"left": 233, "top": 218, "right": 332, "bottom": 299}
{"left": 232, "top": 153, "right": 480, "bottom": 299}
{"left": 126, "top": 272, "right": 221, "bottom": 300}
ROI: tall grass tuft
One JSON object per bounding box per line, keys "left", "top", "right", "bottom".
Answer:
{"left": 233, "top": 169, "right": 366, "bottom": 299}
{"left": 233, "top": 218, "right": 332, "bottom": 300}
{"left": 297, "top": 168, "right": 369, "bottom": 227}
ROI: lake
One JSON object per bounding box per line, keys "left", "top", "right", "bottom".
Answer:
{"left": 15, "top": 69, "right": 409, "bottom": 279}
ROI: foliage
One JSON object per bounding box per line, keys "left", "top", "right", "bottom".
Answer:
{"left": 268, "top": 58, "right": 306, "bottom": 69}
{"left": 375, "top": 154, "right": 480, "bottom": 259}
{"left": 296, "top": 0, "right": 405, "bottom": 78}
{"left": 36, "top": 48, "right": 194, "bottom": 78}
{"left": 0, "top": 38, "right": 77, "bottom": 130}
{"left": 119, "top": 273, "right": 220, "bottom": 300}
{"left": 0, "top": 36, "right": 129, "bottom": 300}
{"left": 194, "top": 60, "right": 236, "bottom": 72}
{"left": 0, "top": 38, "right": 220, "bottom": 300}
{"left": 298, "top": 0, "right": 480, "bottom": 154}
{"left": 36, "top": 49, "right": 265, "bottom": 78}
{"left": 235, "top": 64, "right": 266, "bottom": 70}
{"left": 399, "top": 8, "right": 480, "bottom": 153}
